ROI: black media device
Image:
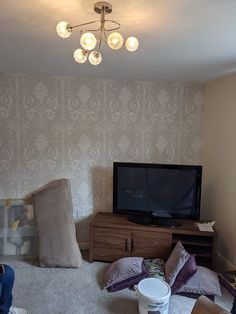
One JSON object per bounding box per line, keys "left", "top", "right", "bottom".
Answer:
{"left": 113, "top": 162, "right": 202, "bottom": 227}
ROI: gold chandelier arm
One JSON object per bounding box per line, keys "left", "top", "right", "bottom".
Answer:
{"left": 103, "top": 30, "right": 108, "bottom": 41}
{"left": 98, "top": 29, "right": 103, "bottom": 51}
{"left": 81, "top": 26, "right": 101, "bottom": 32}
{"left": 70, "top": 20, "right": 100, "bottom": 30}
{"left": 70, "top": 19, "right": 120, "bottom": 32}
{"left": 103, "top": 19, "right": 120, "bottom": 31}
{"left": 97, "top": 6, "right": 105, "bottom": 51}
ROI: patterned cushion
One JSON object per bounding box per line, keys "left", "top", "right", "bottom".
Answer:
{"left": 144, "top": 258, "right": 165, "bottom": 280}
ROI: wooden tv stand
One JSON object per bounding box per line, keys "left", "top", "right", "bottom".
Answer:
{"left": 89, "top": 212, "right": 216, "bottom": 269}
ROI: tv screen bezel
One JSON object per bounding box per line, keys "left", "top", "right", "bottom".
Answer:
{"left": 113, "top": 162, "right": 202, "bottom": 221}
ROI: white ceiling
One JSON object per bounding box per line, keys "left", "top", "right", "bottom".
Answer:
{"left": 0, "top": 0, "right": 236, "bottom": 82}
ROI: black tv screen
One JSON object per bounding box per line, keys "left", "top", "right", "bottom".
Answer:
{"left": 113, "top": 162, "right": 202, "bottom": 222}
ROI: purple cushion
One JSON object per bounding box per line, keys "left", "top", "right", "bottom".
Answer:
{"left": 165, "top": 241, "right": 190, "bottom": 286}
{"left": 171, "top": 254, "right": 197, "bottom": 294}
{"left": 104, "top": 257, "right": 146, "bottom": 292}
{"left": 176, "top": 266, "right": 221, "bottom": 297}
{"left": 107, "top": 264, "right": 147, "bottom": 292}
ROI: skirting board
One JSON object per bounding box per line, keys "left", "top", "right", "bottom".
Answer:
{"left": 217, "top": 251, "right": 236, "bottom": 271}
{"left": 0, "top": 242, "right": 89, "bottom": 261}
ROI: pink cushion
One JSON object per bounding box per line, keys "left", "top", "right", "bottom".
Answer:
{"left": 171, "top": 254, "right": 197, "bottom": 293}
{"left": 104, "top": 257, "right": 144, "bottom": 290}
{"left": 176, "top": 266, "right": 221, "bottom": 297}
{"left": 165, "top": 241, "right": 190, "bottom": 286}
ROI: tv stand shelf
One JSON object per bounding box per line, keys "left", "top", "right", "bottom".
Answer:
{"left": 90, "top": 212, "right": 216, "bottom": 269}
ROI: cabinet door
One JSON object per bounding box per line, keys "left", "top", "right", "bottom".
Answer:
{"left": 131, "top": 230, "right": 172, "bottom": 259}
{"left": 93, "top": 227, "right": 131, "bottom": 262}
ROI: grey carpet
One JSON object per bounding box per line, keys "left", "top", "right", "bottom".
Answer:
{"left": 7, "top": 259, "right": 233, "bottom": 314}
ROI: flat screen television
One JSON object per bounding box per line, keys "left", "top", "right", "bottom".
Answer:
{"left": 113, "top": 162, "right": 202, "bottom": 226}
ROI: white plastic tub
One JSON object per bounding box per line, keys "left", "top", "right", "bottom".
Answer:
{"left": 136, "top": 278, "right": 171, "bottom": 314}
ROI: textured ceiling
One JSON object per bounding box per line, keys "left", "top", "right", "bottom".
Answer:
{"left": 0, "top": 0, "right": 236, "bottom": 82}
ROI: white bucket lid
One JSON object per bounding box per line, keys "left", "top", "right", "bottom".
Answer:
{"left": 137, "top": 278, "right": 171, "bottom": 303}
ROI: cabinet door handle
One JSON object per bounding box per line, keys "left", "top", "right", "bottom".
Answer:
{"left": 125, "top": 238, "right": 128, "bottom": 251}
{"left": 131, "top": 238, "right": 135, "bottom": 251}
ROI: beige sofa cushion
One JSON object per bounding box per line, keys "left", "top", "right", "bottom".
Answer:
{"left": 191, "top": 295, "right": 230, "bottom": 314}
{"left": 32, "top": 179, "right": 82, "bottom": 268}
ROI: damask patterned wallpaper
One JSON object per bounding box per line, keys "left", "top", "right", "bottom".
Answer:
{"left": 0, "top": 73, "right": 203, "bottom": 244}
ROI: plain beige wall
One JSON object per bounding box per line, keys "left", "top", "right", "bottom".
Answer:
{"left": 203, "top": 74, "right": 236, "bottom": 269}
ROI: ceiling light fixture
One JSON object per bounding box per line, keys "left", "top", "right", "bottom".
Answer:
{"left": 56, "top": 2, "right": 139, "bottom": 66}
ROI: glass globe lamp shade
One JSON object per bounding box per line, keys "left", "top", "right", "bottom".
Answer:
{"left": 80, "top": 32, "right": 97, "bottom": 51}
{"left": 125, "top": 36, "right": 139, "bottom": 52}
{"left": 107, "top": 32, "right": 123, "bottom": 50}
{"left": 56, "top": 21, "right": 72, "bottom": 38}
{"left": 73, "top": 49, "right": 87, "bottom": 64}
{"left": 89, "top": 51, "right": 102, "bottom": 65}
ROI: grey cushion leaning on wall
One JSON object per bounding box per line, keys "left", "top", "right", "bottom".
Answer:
{"left": 32, "top": 179, "right": 83, "bottom": 268}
